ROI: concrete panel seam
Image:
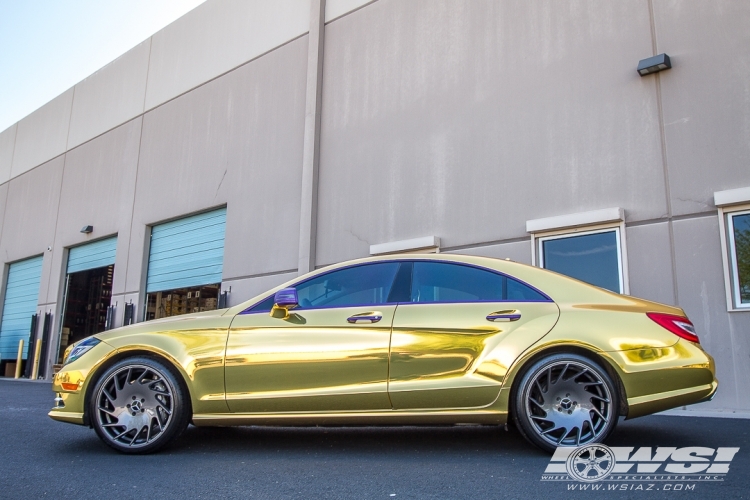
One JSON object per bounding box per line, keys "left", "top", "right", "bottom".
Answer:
{"left": 143, "top": 32, "right": 309, "bottom": 116}
{"left": 223, "top": 269, "right": 299, "bottom": 282}
{"left": 440, "top": 236, "right": 532, "bottom": 253}
{"left": 325, "top": 0, "right": 379, "bottom": 24}
{"left": 0, "top": 34, "right": 309, "bottom": 190}
{"left": 42, "top": 154, "right": 67, "bottom": 308}
{"left": 298, "top": 0, "right": 325, "bottom": 275}
{"left": 141, "top": 38, "right": 153, "bottom": 114}
{"left": 625, "top": 211, "right": 717, "bottom": 227}
{"left": 64, "top": 86, "right": 77, "bottom": 151}
{"left": 0, "top": 126, "right": 16, "bottom": 246}
{"left": 649, "top": 0, "right": 678, "bottom": 306}
{"left": 123, "top": 116, "right": 146, "bottom": 297}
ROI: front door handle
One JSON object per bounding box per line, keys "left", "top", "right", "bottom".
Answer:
{"left": 347, "top": 312, "right": 383, "bottom": 324}
{"left": 486, "top": 310, "right": 521, "bottom": 322}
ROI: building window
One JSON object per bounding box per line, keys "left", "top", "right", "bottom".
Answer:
{"left": 714, "top": 187, "right": 750, "bottom": 311}
{"left": 727, "top": 210, "right": 750, "bottom": 309}
{"left": 537, "top": 228, "right": 624, "bottom": 293}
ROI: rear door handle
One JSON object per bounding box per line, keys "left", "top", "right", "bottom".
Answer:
{"left": 486, "top": 310, "right": 521, "bottom": 322}
{"left": 347, "top": 312, "right": 383, "bottom": 324}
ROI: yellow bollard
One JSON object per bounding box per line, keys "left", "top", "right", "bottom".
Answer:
{"left": 31, "top": 339, "right": 42, "bottom": 380}
{"left": 14, "top": 339, "right": 24, "bottom": 379}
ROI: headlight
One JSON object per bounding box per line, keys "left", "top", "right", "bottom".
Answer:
{"left": 63, "top": 337, "right": 101, "bottom": 365}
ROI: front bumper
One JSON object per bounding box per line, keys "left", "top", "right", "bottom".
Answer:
{"left": 48, "top": 340, "right": 117, "bottom": 426}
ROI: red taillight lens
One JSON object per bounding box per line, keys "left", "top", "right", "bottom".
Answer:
{"left": 647, "top": 312, "right": 700, "bottom": 343}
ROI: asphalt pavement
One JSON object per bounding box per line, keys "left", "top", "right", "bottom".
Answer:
{"left": 1, "top": 378, "right": 748, "bottom": 499}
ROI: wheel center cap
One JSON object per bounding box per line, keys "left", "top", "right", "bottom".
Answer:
{"left": 560, "top": 398, "right": 573, "bottom": 410}
{"left": 131, "top": 400, "right": 142, "bottom": 412}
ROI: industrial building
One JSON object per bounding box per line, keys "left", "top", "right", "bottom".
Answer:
{"left": 0, "top": 0, "right": 748, "bottom": 417}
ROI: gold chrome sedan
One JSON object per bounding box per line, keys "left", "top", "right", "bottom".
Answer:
{"left": 50, "top": 254, "right": 717, "bottom": 454}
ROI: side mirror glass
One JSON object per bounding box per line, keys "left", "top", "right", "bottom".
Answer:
{"left": 271, "top": 288, "right": 298, "bottom": 319}
{"left": 274, "top": 288, "right": 298, "bottom": 308}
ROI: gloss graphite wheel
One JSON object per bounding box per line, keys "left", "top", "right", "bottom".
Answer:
{"left": 90, "top": 357, "right": 189, "bottom": 454}
{"left": 513, "top": 354, "right": 618, "bottom": 453}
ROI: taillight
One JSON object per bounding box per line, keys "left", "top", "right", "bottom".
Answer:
{"left": 646, "top": 312, "right": 700, "bottom": 343}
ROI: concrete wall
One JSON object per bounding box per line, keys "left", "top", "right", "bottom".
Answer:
{"left": 129, "top": 35, "right": 308, "bottom": 297}
{"left": 316, "top": 0, "right": 666, "bottom": 266}
{"left": 67, "top": 40, "right": 151, "bottom": 149}
{"left": 654, "top": 0, "right": 750, "bottom": 216}
{"left": 0, "top": 0, "right": 376, "bottom": 188}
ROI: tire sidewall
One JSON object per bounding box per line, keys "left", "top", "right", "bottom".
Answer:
{"left": 89, "top": 356, "right": 189, "bottom": 454}
{"left": 512, "top": 353, "right": 619, "bottom": 453}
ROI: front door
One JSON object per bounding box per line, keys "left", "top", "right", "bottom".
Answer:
{"left": 225, "top": 262, "right": 405, "bottom": 413}
{"left": 388, "top": 261, "right": 560, "bottom": 410}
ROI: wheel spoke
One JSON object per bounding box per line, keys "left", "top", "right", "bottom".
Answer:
{"left": 98, "top": 406, "right": 116, "bottom": 416}
{"left": 95, "top": 362, "right": 176, "bottom": 449}
{"left": 590, "top": 406, "right": 608, "bottom": 422}
{"left": 523, "top": 359, "right": 614, "bottom": 448}
{"left": 558, "top": 363, "right": 569, "bottom": 383}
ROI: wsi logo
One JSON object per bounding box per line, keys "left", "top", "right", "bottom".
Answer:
{"left": 541, "top": 445, "right": 739, "bottom": 483}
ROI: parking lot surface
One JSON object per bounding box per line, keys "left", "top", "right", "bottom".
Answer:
{"left": 1, "top": 378, "right": 747, "bottom": 499}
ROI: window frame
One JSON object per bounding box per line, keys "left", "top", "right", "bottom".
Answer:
{"left": 532, "top": 222, "right": 629, "bottom": 295}
{"left": 240, "top": 259, "right": 552, "bottom": 314}
{"left": 719, "top": 204, "right": 750, "bottom": 311}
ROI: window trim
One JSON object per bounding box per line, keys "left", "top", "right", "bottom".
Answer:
{"left": 239, "top": 259, "right": 552, "bottom": 314}
{"left": 718, "top": 204, "right": 750, "bottom": 311}
{"left": 531, "top": 223, "right": 629, "bottom": 295}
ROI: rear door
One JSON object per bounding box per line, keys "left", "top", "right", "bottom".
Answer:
{"left": 388, "top": 261, "right": 559, "bottom": 410}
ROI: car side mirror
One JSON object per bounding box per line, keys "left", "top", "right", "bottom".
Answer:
{"left": 271, "top": 288, "right": 298, "bottom": 319}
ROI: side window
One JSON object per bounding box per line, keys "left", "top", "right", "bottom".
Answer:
{"left": 295, "top": 262, "right": 401, "bottom": 309}
{"left": 410, "top": 261, "right": 548, "bottom": 303}
{"left": 411, "top": 262, "right": 504, "bottom": 302}
{"left": 506, "top": 276, "right": 548, "bottom": 302}
{"left": 243, "top": 262, "right": 402, "bottom": 313}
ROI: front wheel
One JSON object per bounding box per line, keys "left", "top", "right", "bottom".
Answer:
{"left": 90, "top": 357, "right": 190, "bottom": 454}
{"left": 512, "top": 353, "right": 619, "bottom": 453}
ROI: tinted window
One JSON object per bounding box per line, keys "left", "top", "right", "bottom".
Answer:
{"left": 295, "top": 262, "right": 400, "bottom": 309}
{"left": 410, "top": 262, "right": 547, "bottom": 303}
{"left": 244, "top": 262, "right": 402, "bottom": 313}
{"left": 506, "top": 277, "right": 548, "bottom": 301}
{"left": 541, "top": 231, "right": 621, "bottom": 293}
{"left": 246, "top": 294, "right": 275, "bottom": 313}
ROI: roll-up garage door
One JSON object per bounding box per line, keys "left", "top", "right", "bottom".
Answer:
{"left": 0, "top": 256, "right": 43, "bottom": 360}
{"left": 146, "top": 208, "right": 227, "bottom": 293}
{"left": 67, "top": 236, "right": 117, "bottom": 273}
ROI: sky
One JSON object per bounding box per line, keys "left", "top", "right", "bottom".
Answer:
{"left": 0, "top": 0, "right": 207, "bottom": 133}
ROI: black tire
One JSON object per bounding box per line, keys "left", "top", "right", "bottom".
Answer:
{"left": 512, "top": 353, "right": 619, "bottom": 453}
{"left": 89, "top": 356, "right": 190, "bottom": 454}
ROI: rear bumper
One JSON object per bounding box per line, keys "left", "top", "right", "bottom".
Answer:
{"left": 626, "top": 380, "right": 718, "bottom": 419}
{"left": 603, "top": 339, "right": 718, "bottom": 419}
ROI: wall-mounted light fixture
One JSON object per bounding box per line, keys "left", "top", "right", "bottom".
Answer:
{"left": 80, "top": 225, "right": 93, "bottom": 234}
{"left": 637, "top": 53, "right": 671, "bottom": 76}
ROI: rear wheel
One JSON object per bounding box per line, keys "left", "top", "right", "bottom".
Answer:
{"left": 90, "top": 357, "right": 190, "bottom": 454}
{"left": 513, "top": 353, "right": 618, "bottom": 453}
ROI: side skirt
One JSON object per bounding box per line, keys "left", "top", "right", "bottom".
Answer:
{"left": 192, "top": 409, "right": 508, "bottom": 427}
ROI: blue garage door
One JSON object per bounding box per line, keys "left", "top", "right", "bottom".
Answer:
{"left": 67, "top": 236, "right": 117, "bottom": 273}
{"left": 146, "top": 208, "right": 227, "bottom": 293}
{"left": 0, "top": 256, "right": 43, "bottom": 360}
